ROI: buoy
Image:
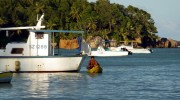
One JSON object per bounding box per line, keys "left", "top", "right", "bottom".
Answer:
{"left": 15, "top": 61, "right": 20, "bottom": 72}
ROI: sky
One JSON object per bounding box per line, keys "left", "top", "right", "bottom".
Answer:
{"left": 88, "top": 0, "right": 180, "bottom": 41}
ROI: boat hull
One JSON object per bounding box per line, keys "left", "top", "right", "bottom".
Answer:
{"left": 0, "top": 55, "right": 86, "bottom": 73}
{"left": 130, "top": 49, "right": 151, "bottom": 53}
{"left": 87, "top": 65, "right": 103, "bottom": 73}
{"left": 117, "top": 46, "right": 152, "bottom": 54}
{"left": 0, "top": 72, "right": 13, "bottom": 83}
{"left": 90, "top": 51, "right": 128, "bottom": 57}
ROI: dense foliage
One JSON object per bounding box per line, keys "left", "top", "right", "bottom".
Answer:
{"left": 0, "top": 0, "right": 158, "bottom": 48}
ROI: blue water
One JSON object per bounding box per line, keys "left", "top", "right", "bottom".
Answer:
{"left": 1, "top": 48, "right": 180, "bottom": 100}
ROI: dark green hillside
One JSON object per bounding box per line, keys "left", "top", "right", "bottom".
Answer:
{"left": 0, "top": 0, "right": 158, "bottom": 48}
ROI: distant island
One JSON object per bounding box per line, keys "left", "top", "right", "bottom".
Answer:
{"left": 0, "top": 0, "right": 178, "bottom": 48}
{"left": 86, "top": 36, "right": 178, "bottom": 48}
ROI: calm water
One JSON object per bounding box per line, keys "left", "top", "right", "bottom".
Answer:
{"left": 1, "top": 48, "right": 180, "bottom": 100}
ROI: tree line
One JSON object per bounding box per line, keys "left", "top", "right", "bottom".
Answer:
{"left": 0, "top": 0, "right": 158, "bottom": 48}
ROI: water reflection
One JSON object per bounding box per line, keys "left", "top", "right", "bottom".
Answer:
{"left": 0, "top": 83, "right": 12, "bottom": 89}
{"left": 87, "top": 73, "right": 103, "bottom": 78}
{"left": 0, "top": 72, "right": 103, "bottom": 99}
{"left": 12, "top": 73, "right": 89, "bottom": 99}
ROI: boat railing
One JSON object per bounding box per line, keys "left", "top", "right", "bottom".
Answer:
{"left": 29, "top": 30, "right": 84, "bottom": 56}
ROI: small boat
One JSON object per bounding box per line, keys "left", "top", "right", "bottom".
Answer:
{"left": 87, "top": 65, "right": 103, "bottom": 73}
{"left": 89, "top": 46, "right": 129, "bottom": 57}
{"left": 0, "top": 72, "right": 13, "bottom": 83}
{"left": 116, "top": 45, "right": 152, "bottom": 54}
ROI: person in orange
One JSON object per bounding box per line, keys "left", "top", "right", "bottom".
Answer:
{"left": 87, "top": 56, "right": 99, "bottom": 70}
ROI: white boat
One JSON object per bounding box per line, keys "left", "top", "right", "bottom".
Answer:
{"left": 0, "top": 71, "right": 13, "bottom": 83}
{"left": 117, "top": 45, "right": 152, "bottom": 54}
{"left": 89, "top": 46, "right": 129, "bottom": 57}
{"left": 0, "top": 14, "right": 87, "bottom": 72}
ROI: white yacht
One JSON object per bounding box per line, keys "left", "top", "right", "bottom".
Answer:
{"left": 89, "top": 46, "right": 129, "bottom": 57}
{"left": 117, "top": 45, "right": 152, "bottom": 54}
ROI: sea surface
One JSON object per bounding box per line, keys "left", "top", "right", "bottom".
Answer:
{"left": 1, "top": 48, "right": 180, "bottom": 100}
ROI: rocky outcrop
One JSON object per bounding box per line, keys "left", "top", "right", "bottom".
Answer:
{"left": 169, "top": 39, "right": 178, "bottom": 48}
{"left": 87, "top": 36, "right": 178, "bottom": 48}
{"left": 87, "top": 36, "right": 103, "bottom": 48}
{"left": 177, "top": 41, "right": 180, "bottom": 47}
{"left": 87, "top": 36, "right": 117, "bottom": 48}
{"left": 156, "top": 38, "right": 177, "bottom": 48}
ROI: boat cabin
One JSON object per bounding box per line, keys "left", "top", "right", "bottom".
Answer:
{"left": 0, "top": 31, "right": 49, "bottom": 56}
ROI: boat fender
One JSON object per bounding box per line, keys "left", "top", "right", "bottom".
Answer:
{"left": 149, "top": 48, "right": 153, "bottom": 53}
{"left": 15, "top": 61, "right": 20, "bottom": 72}
{"left": 128, "top": 51, "right": 133, "bottom": 55}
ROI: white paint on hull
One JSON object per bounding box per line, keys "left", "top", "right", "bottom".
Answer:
{"left": 117, "top": 45, "right": 152, "bottom": 54}
{"left": 90, "top": 51, "right": 128, "bottom": 57}
{"left": 89, "top": 46, "right": 129, "bottom": 57}
{"left": 129, "top": 49, "right": 151, "bottom": 53}
{"left": 0, "top": 56, "right": 86, "bottom": 72}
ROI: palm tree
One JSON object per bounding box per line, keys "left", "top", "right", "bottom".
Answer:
{"left": 0, "top": 18, "right": 7, "bottom": 26}
{"left": 70, "top": 6, "right": 82, "bottom": 30}
{"left": 86, "top": 17, "right": 97, "bottom": 33}
{"left": 70, "top": 6, "right": 81, "bottom": 22}
{"left": 34, "top": 1, "right": 45, "bottom": 14}
{"left": 46, "top": 20, "right": 56, "bottom": 30}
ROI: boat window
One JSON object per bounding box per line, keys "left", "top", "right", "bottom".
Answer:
{"left": 11, "top": 48, "right": 24, "bottom": 54}
{"left": 35, "top": 32, "right": 44, "bottom": 39}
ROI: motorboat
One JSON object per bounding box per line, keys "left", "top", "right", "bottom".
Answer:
{"left": 0, "top": 71, "right": 13, "bottom": 83}
{"left": 89, "top": 46, "right": 129, "bottom": 57}
{"left": 117, "top": 45, "right": 152, "bottom": 54}
{"left": 0, "top": 14, "right": 88, "bottom": 72}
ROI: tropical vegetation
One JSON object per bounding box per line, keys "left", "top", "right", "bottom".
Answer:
{"left": 0, "top": 0, "right": 158, "bottom": 48}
